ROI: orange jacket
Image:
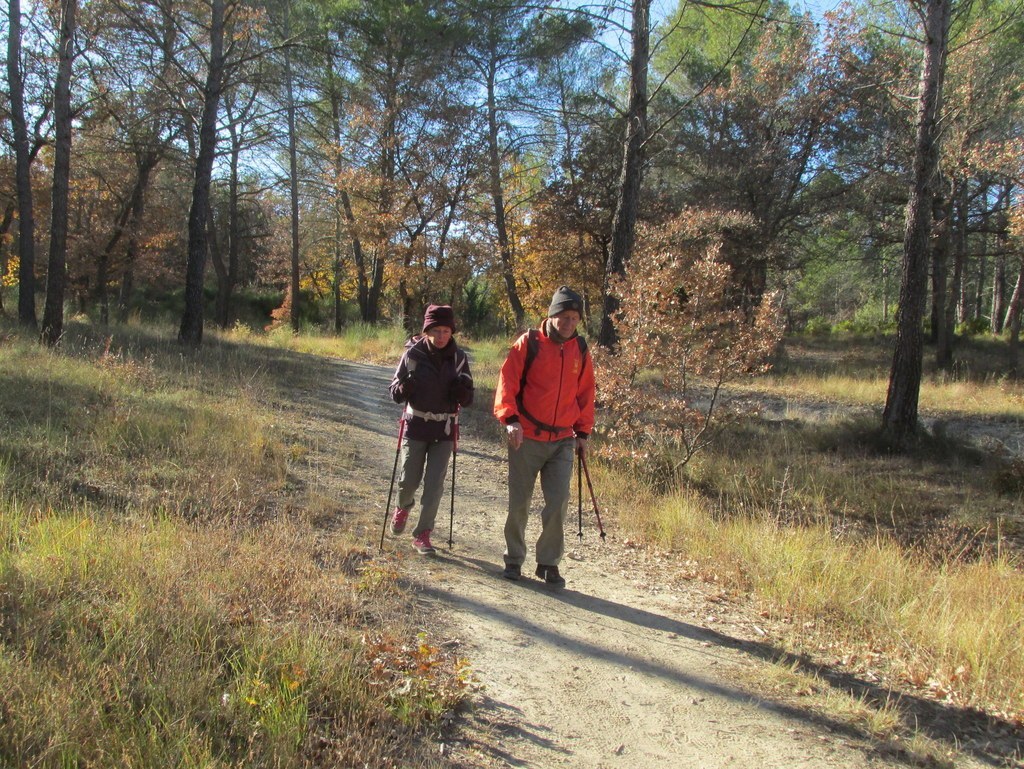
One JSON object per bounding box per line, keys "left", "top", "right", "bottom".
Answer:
{"left": 493, "top": 322, "right": 596, "bottom": 442}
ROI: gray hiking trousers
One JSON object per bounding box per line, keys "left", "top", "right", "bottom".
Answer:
{"left": 397, "top": 438, "right": 453, "bottom": 537}
{"left": 504, "top": 436, "right": 575, "bottom": 568}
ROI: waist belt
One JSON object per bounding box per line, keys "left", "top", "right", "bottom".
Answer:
{"left": 515, "top": 395, "right": 571, "bottom": 436}
{"left": 405, "top": 405, "right": 459, "bottom": 435}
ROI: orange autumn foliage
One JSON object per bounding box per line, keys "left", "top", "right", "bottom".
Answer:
{"left": 595, "top": 209, "right": 784, "bottom": 483}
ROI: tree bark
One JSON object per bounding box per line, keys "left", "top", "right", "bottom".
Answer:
{"left": 931, "top": 188, "right": 953, "bottom": 367}
{"left": 339, "top": 189, "right": 367, "bottom": 318}
{"left": 41, "top": 0, "right": 77, "bottom": 346}
{"left": 945, "top": 178, "right": 967, "bottom": 336}
{"left": 327, "top": 78, "right": 346, "bottom": 333}
{"left": 1003, "top": 257, "right": 1023, "bottom": 356}
{"left": 178, "top": 0, "right": 227, "bottom": 347}
{"left": 0, "top": 203, "right": 14, "bottom": 314}
{"left": 120, "top": 6, "right": 175, "bottom": 324}
{"left": 7, "top": 0, "right": 37, "bottom": 328}
{"left": 992, "top": 250, "right": 1006, "bottom": 333}
{"left": 210, "top": 120, "right": 241, "bottom": 329}
{"left": 991, "top": 183, "right": 1011, "bottom": 334}
{"left": 882, "top": 0, "right": 951, "bottom": 441}
{"left": 207, "top": 204, "right": 228, "bottom": 325}
{"left": 599, "top": 0, "right": 650, "bottom": 348}
{"left": 484, "top": 57, "right": 525, "bottom": 330}
{"left": 284, "top": 4, "right": 301, "bottom": 333}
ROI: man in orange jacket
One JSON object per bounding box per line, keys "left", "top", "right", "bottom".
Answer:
{"left": 493, "top": 286, "right": 596, "bottom": 588}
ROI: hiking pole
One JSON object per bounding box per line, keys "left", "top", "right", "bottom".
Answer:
{"left": 578, "top": 449, "right": 607, "bottom": 540}
{"left": 379, "top": 417, "right": 406, "bottom": 551}
{"left": 447, "top": 409, "right": 460, "bottom": 549}
{"left": 577, "top": 447, "right": 584, "bottom": 540}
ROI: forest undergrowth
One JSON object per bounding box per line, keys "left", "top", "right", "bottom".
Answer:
{"left": 592, "top": 333, "right": 1024, "bottom": 738}
{"left": 1, "top": 318, "right": 1022, "bottom": 766}
{"left": 0, "top": 319, "right": 468, "bottom": 768}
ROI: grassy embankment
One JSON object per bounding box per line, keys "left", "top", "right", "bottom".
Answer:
{"left": 598, "top": 334, "right": 1024, "bottom": 741}
{"left": 0, "top": 320, "right": 465, "bottom": 768}
{"left": 469, "top": 330, "right": 1024, "bottom": 745}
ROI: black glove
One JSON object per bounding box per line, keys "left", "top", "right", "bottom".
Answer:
{"left": 448, "top": 377, "right": 472, "bottom": 404}
{"left": 398, "top": 373, "right": 416, "bottom": 401}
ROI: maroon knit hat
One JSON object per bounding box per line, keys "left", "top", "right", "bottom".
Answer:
{"left": 422, "top": 304, "right": 456, "bottom": 333}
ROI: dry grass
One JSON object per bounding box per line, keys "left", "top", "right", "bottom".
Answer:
{"left": 8, "top": 319, "right": 1020, "bottom": 763}
{"left": 760, "top": 335, "right": 1024, "bottom": 419}
{"left": 592, "top": 334, "right": 1024, "bottom": 735}
{"left": 0, "top": 319, "right": 469, "bottom": 768}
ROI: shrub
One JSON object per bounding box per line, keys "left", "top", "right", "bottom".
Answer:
{"left": 597, "top": 209, "right": 785, "bottom": 481}
{"left": 803, "top": 316, "right": 832, "bottom": 336}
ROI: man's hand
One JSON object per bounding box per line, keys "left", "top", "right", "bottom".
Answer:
{"left": 506, "top": 422, "right": 523, "bottom": 450}
{"left": 575, "top": 435, "right": 588, "bottom": 456}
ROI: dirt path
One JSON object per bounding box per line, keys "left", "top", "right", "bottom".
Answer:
{"left": 292, "top": 357, "right": 1007, "bottom": 769}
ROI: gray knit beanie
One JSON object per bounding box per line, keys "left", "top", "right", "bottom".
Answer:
{"left": 547, "top": 286, "right": 583, "bottom": 317}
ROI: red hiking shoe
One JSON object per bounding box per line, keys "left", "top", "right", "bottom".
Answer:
{"left": 390, "top": 507, "right": 409, "bottom": 535}
{"left": 413, "top": 530, "right": 436, "bottom": 555}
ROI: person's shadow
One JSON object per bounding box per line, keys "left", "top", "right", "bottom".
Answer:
{"left": 421, "top": 552, "right": 1023, "bottom": 768}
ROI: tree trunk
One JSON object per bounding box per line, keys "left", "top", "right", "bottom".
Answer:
{"left": 120, "top": 9, "right": 173, "bottom": 325}
{"left": 284, "top": 4, "right": 301, "bottom": 333}
{"left": 991, "top": 184, "right": 1011, "bottom": 333}
{"left": 599, "top": 0, "right": 650, "bottom": 348}
{"left": 339, "top": 189, "right": 367, "bottom": 319}
{"left": 485, "top": 59, "right": 525, "bottom": 330}
{"left": 333, "top": 211, "right": 343, "bottom": 332}
{"left": 992, "top": 242, "right": 1007, "bottom": 334}
{"left": 41, "top": 0, "right": 77, "bottom": 346}
{"left": 882, "top": 0, "right": 950, "bottom": 441}
{"left": 117, "top": 170, "right": 154, "bottom": 324}
{"left": 207, "top": 204, "right": 228, "bottom": 325}
{"left": 955, "top": 180, "right": 972, "bottom": 325}
{"left": 973, "top": 238, "right": 985, "bottom": 324}
{"left": 946, "top": 179, "right": 967, "bottom": 333}
{"left": 7, "top": 0, "right": 37, "bottom": 329}
{"left": 0, "top": 203, "right": 14, "bottom": 314}
{"left": 210, "top": 123, "right": 241, "bottom": 329}
{"left": 178, "top": 0, "right": 226, "bottom": 347}
{"left": 1003, "top": 257, "right": 1023, "bottom": 355}
{"left": 328, "top": 81, "right": 345, "bottom": 333}
{"left": 932, "top": 189, "right": 953, "bottom": 368}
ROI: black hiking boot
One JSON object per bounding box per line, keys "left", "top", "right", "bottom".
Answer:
{"left": 502, "top": 563, "right": 522, "bottom": 581}
{"left": 535, "top": 564, "right": 565, "bottom": 588}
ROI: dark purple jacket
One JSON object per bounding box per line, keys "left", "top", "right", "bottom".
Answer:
{"left": 389, "top": 336, "right": 473, "bottom": 442}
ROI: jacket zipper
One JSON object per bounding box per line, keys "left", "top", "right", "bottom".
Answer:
{"left": 551, "top": 343, "right": 565, "bottom": 434}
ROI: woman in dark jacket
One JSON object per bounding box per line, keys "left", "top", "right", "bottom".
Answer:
{"left": 388, "top": 304, "right": 473, "bottom": 554}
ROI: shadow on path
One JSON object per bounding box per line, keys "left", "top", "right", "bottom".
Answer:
{"left": 423, "top": 553, "right": 1022, "bottom": 768}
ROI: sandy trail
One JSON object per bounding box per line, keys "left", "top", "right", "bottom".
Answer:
{"left": 292, "top": 356, "right": 1005, "bottom": 769}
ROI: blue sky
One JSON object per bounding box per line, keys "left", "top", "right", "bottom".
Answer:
{"left": 797, "top": 0, "right": 848, "bottom": 18}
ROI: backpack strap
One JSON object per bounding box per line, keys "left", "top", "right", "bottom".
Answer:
{"left": 518, "top": 329, "right": 540, "bottom": 394}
